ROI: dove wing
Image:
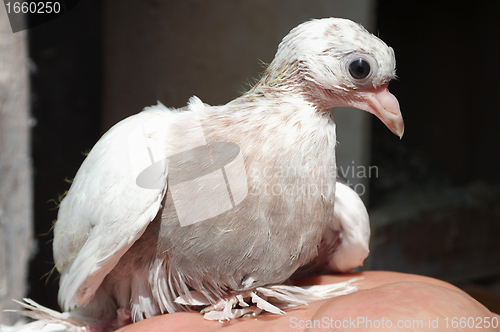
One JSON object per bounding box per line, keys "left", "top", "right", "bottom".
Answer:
{"left": 328, "top": 180, "right": 370, "bottom": 272}
{"left": 53, "top": 106, "right": 175, "bottom": 311}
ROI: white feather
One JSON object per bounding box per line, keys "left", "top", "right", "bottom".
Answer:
{"left": 54, "top": 108, "right": 173, "bottom": 311}
{"left": 200, "top": 277, "right": 362, "bottom": 321}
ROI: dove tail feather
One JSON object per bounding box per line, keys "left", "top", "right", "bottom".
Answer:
{"left": 130, "top": 270, "right": 159, "bottom": 322}
{"left": 150, "top": 257, "right": 174, "bottom": 314}
{"left": 154, "top": 256, "right": 232, "bottom": 314}
{"left": 150, "top": 257, "right": 186, "bottom": 314}
{"left": 6, "top": 299, "right": 94, "bottom": 332}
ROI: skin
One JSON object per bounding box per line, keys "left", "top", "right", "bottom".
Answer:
{"left": 114, "top": 271, "right": 499, "bottom": 332}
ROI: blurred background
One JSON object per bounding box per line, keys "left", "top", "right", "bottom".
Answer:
{"left": 1, "top": 0, "right": 499, "bottom": 324}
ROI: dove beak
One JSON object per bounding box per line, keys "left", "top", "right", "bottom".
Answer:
{"left": 360, "top": 85, "right": 404, "bottom": 139}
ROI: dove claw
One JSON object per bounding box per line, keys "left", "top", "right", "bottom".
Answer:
{"left": 199, "top": 289, "right": 283, "bottom": 321}
{"left": 115, "top": 308, "right": 132, "bottom": 328}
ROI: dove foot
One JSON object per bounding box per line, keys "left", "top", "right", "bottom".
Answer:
{"left": 114, "top": 308, "right": 132, "bottom": 329}
{"left": 175, "top": 277, "right": 362, "bottom": 321}
{"left": 200, "top": 290, "right": 270, "bottom": 321}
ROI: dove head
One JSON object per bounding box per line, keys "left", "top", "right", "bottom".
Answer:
{"left": 260, "top": 18, "right": 404, "bottom": 138}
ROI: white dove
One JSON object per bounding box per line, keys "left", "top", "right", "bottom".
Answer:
{"left": 13, "top": 17, "right": 403, "bottom": 330}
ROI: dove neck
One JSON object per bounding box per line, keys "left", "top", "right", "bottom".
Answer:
{"left": 248, "top": 68, "right": 336, "bottom": 115}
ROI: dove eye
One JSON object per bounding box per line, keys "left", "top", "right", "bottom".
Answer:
{"left": 344, "top": 53, "right": 378, "bottom": 88}
{"left": 348, "top": 58, "right": 371, "bottom": 79}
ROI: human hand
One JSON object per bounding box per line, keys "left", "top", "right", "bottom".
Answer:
{"left": 114, "top": 271, "right": 498, "bottom": 332}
